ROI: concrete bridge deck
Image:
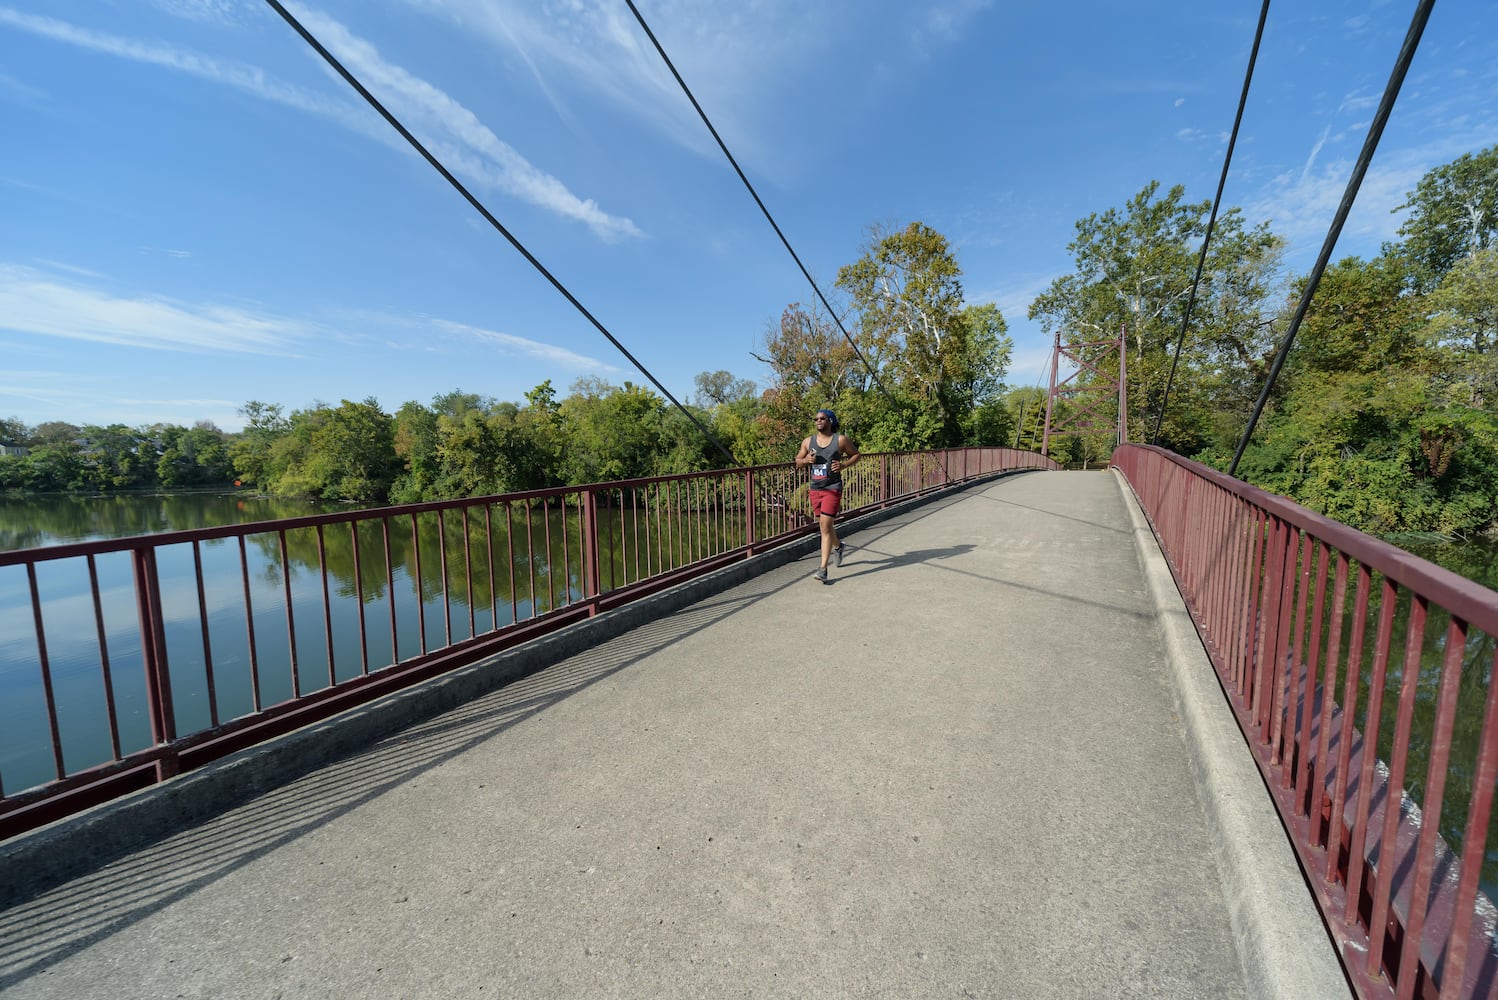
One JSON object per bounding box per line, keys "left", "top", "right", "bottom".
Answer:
{"left": 0, "top": 470, "right": 1348, "bottom": 999}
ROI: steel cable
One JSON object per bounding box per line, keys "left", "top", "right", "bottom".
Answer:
{"left": 1229, "top": 0, "right": 1435, "bottom": 476}
{"left": 624, "top": 0, "right": 971, "bottom": 484}
{"left": 1150, "top": 0, "right": 1270, "bottom": 447}
{"left": 262, "top": 0, "right": 737, "bottom": 467}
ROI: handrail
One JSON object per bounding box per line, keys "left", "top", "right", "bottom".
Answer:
{"left": 1112, "top": 443, "right": 1498, "bottom": 1000}
{"left": 0, "top": 447, "right": 1057, "bottom": 840}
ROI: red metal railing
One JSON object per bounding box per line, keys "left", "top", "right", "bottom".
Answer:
{"left": 1112, "top": 443, "right": 1498, "bottom": 1000}
{"left": 0, "top": 447, "right": 1055, "bottom": 840}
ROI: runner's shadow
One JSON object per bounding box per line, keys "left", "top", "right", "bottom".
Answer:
{"left": 827, "top": 543, "right": 974, "bottom": 582}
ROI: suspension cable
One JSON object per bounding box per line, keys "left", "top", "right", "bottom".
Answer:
{"left": 625, "top": 0, "right": 978, "bottom": 491}
{"left": 1229, "top": 0, "right": 1434, "bottom": 476}
{"left": 1150, "top": 0, "right": 1270, "bottom": 447}
{"left": 621, "top": 0, "right": 891, "bottom": 401}
{"left": 261, "top": 0, "right": 737, "bottom": 467}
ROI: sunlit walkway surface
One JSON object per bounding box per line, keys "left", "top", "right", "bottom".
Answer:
{"left": 0, "top": 471, "right": 1337, "bottom": 999}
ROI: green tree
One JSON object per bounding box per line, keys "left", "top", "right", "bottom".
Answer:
{"left": 753, "top": 302, "right": 862, "bottom": 457}
{"left": 390, "top": 400, "right": 441, "bottom": 502}
{"left": 267, "top": 399, "right": 399, "bottom": 501}
{"left": 1227, "top": 246, "right": 1498, "bottom": 537}
{"left": 1030, "top": 181, "right": 1284, "bottom": 456}
{"left": 79, "top": 424, "right": 153, "bottom": 490}
{"left": 1393, "top": 145, "right": 1498, "bottom": 292}
{"left": 952, "top": 303, "right": 1014, "bottom": 443}
{"left": 230, "top": 401, "right": 290, "bottom": 488}
{"left": 559, "top": 379, "right": 667, "bottom": 484}
{"left": 693, "top": 370, "right": 757, "bottom": 407}
{"left": 154, "top": 422, "right": 232, "bottom": 487}
{"left": 835, "top": 222, "right": 971, "bottom": 444}
{"left": 1424, "top": 247, "right": 1498, "bottom": 408}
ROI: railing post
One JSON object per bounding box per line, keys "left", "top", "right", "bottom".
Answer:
{"left": 744, "top": 469, "right": 757, "bottom": 556}
{"left": 133, "top": 547, "right": 179, "bottom": 779}
{"left": 581, "top": 487, "right": 601, "bottom": 611}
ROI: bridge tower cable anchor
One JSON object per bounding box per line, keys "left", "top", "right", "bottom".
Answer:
{"left": 1041, "top": 326, "right": 1127, "bottom": 461}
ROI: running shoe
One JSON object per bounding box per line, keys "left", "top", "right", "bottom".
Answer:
{"left": 814, "top": 566, "right": 828, "bottom": 583}
{"left": 834, "top": 544, "right": 845, "bottom": 567}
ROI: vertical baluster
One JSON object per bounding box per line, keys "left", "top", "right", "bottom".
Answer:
{"left": 1241, "top": 507, "right": 1269, "bottom": 702}
{"left": 1273, "top": 531, "right": 1311, "bottom": 771}
{"left": 191, "top": 542, "right": 220, "bottom": 727}
{"left": 560, "top": 492, "right": 572, "bottom": 607}
{"left": 350, "top": 521, "right": 370, "bottom": 675}
{"left": 484, "top": 505, "right": 499, "bottom": 631}
{"left": 410, "top": 513, "right": 426, "bottom": 655}
{"left": 525, "top": 499, "right": 538, "bottom": 619}
{"left": 1329, "top": 563, "right": 1373, "bottom": 889}
{"left": 277, "top": 530, "right": 299, "bottom": 699}
{"left": 1393, "top": 616, "right": 1465, "bottom": 1000}
{"left": 88, "top": 554, "right": 124, "bottom": 759}
{"left": 437, "top": 509, "right": 452, "bottom": 644}
{"left": 462, "top": 507, "right": 476, "bottom": 636}
{"left": 382, "top": 517, "right": 398, "bottom": 665}
{"left": 316, "top": 525, "right": 335, "bottom": 688}
{"left": 542, "top": 496, "right": 556, "bottom": 612}
{"left": 1441, "top": 645, "right": 1498, "bottom": 998}
{"left": 654, "top": 483, "right": 665, "bottom": 577}
{"left": 506, "top": 503, "right": 518, "bottom": 626}
{"left": 239, "top": 535, "right": 263, "bottom": 712}
{"left": 1294, "top": 542, "right": 1331, "bottom": 815}
{"left": 1367, "top": 594, "right": 1427, "bottom": 986}
{"left": 631, "top": 486, "right": 643, "bottom": 586}
{"left": 134, "top": 548, "right": 177, "bottom": 778}
{"left": 1346, "top": 577, "right": 1399, "bottom": 933}
{"left": 1312, "top": 553, "right": 1350, "bottom": 853}
{"left": 27, "top": 563, "right": 66, "bottom": 780}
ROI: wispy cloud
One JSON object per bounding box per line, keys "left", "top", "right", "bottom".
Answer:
{"left": 0, "top": 4, "right": 642, "bottom": 240}
{"left": 148, "top": 0, "right": 243, "bottom": 24}
{"left": 0, "top": 369, "right": 245, "bottom": 428}
{"left": 393, "top": 0, "right": 746, "bottom": 157}
{"left": 285, "top": 3, "right": 643, "bottom": 241}
{"left": 1244, "top": 151, "right": 1433, "bottom": 264}
{"left": 0, "top": 68, "right": 45, "bottom": 106}
{"left": 430, "top": 318, "right": 619, "bottom": 372}
{"left": 0, "top": 263, "right": 310, "bottom": 353}
{"left": 912, "top": 0, "right": 993, "bottom": 47}
{"left": 1301, "top": 123, "right": 1333, "bottom": 180}
{"left": 392, "top": 0, "right": 852, "bottom": 169}
{"left": 0, "top": 6, "right": 354, "bottom": 121}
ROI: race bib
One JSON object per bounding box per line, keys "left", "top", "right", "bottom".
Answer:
{"left": 811, "top": 462, "right": 829, "bottom": 480}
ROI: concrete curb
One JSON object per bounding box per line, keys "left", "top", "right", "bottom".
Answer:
{"left": 1112, "top": 468, "right": 1352, "bottom": 1000}
{"left": 1, "top": 470, "right": 1027, "bottom": 905}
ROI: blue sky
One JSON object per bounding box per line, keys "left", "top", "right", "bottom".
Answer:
{"left": 2, "top": 1, "right": 1496, "bottom": 433}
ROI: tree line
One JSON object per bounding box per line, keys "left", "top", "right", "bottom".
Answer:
{"left": 1028, "top": 145, "right": 1497, "bottom": 538}
{"left": 3, "top": 145, "right": 1494, "bottom": 538}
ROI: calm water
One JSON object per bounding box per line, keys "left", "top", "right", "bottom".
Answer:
{"left": 1, "top": 490, "right": 743, "bottom": 794}
{"left": 0, "top": 490, "right": 374, "bottom": 551}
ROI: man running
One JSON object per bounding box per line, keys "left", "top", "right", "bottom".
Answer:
{"left": 795, "top": 408, "right": 860, "bottom": 583}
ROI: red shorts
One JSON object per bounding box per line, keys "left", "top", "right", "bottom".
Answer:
{"left": 809, "top": 488, "right": 842, "bottom": 518}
